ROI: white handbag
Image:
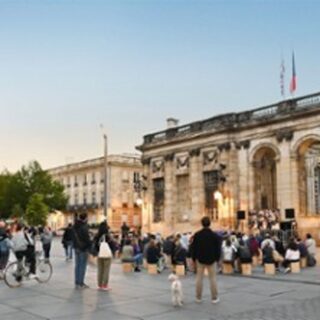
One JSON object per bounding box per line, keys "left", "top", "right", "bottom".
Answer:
{"left": 98, "top": 236, "right": 112, "bottom": 258}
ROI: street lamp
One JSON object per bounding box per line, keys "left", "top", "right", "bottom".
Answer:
{"left": 100, "top": 124, "right": 108, "bottom": 218}
{"left": 136, "top": 197, "right": 143, "bottom": 207}
{"left": 214, "top": 190, "right": 223, "bottom": 201}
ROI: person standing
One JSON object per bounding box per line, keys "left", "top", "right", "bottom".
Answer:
{"left": 40, "top": 227, "right": 53, "bottom": 262}
{"left": 72, "top": 213, "right": 92, "bottom": 289}
{"left": 62, "top": 223, "right": 74, "bottom": 261}
{"left": 121, "top": 222, "right": 130, "bottom": 239}
{"left": 192, "top": 217, "right": 222, "bottom": 304}
{"left": 94, "top": 221, "right": 113, "bottom": 291}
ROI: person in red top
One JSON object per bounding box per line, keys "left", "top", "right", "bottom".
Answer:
{"left": 192, "top": 217, "right": 222, "bottom": 304}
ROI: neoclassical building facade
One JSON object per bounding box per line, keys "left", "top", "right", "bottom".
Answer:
{"left": 137, "top": 92, "right": 320, "bottom": 243}
{"left": 47, "top": 154, "right": 143, "bottom": 231}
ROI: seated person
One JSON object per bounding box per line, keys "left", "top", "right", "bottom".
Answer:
{"left": 172, "top": 239, "right": 187, "bottom": 267}
{"left": 121, "top": 239, "right": 134, "bottom": 263}
{"left": 262, "top": 242, "right": 274, "bottom": 265}
{"left": 146, "top": 239, "right": 162, "bottom": 271}
{"left": 283, "top": 241, "right": 300, "bottom": 273}
{"left": 238, "top": 240, "right": 252, "bottom": 264}
{"left": 222, "top": 238, "right": 237, "bottom": 267}
{"left": 296, "top": 238, "right": 308, "bottom": 259}
{"left": 132, "top": 238, "right": 143, "bottom": 272}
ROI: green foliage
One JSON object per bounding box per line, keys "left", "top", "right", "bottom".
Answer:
{"left": 25, "top": 193, "right": 49, "bottom": 226}
{"left": 11, "top": 204, "right": 24, "bottom": 218}
{"left": 0, "top": 161, "right": 68, "bottom": 221}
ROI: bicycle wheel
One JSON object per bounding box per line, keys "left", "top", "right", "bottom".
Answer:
{"left": 36, "top": 260, "right": 52, "bottom": 283}
{"left": 4, "top": 262, "right": 23, "bottom": 288}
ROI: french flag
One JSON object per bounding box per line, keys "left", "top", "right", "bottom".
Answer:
{"left": 289, "top": 51, "right": 297, "bottom": 94}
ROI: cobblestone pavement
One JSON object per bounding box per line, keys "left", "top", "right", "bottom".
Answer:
{"left": 0, "top": 239, "right": 319, "bottom": 320}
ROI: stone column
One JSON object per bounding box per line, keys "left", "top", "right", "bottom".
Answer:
{"left": 290, "top": 153, "right": 300, "bottom": 216}
{"left": 141, "top": 158, "right": 152, "bottom": 232}
{"left": 164, "top": 153, "right": 175, "bottom": 234}
{"left": 277, "top": 139, "right": 294, "bottom": 218}
{"left": 238, "top": 145, "right": 250, "bottom": 213}
{"left": 189, "top": 148, "right": 203, "bottom": 226}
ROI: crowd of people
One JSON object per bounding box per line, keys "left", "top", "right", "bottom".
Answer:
{"left": 0, "top": 214, "right": 318, "bottom": 304}
{"left": 248, "top": 209, "right": 281, "bottom": 230}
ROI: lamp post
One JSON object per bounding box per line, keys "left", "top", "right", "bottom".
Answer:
{"left": 100, "top": 125, "right": 108, "bottom": 218}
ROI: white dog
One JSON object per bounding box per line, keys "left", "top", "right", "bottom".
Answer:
{"left": 168, "top": 273, "right": 183, "bottom": 307}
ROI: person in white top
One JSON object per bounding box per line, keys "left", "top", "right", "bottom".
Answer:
{"left": 12, "top": 224, "right": 37, "bottom": 279}
{"left": 305, "top": 233, "right": 316, "bottom": 257}
{"left": 283, "top": 241, "right": 300, "bottom": 273}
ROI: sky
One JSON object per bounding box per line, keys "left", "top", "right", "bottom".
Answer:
{"left": 1, "top": 0, "right": 320, "bottom": 172}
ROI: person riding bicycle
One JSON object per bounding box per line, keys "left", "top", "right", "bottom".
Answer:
{"left": 12, "top": 224, "right": 37, "bottom": 280}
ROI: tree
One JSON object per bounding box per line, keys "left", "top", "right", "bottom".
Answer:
{"left": 0, "top": 161, "right": 68, "bottom": 220}
{"left": 11, "top": 204, "right": 24, "bottom": 218}
{"left": 25, "top": 193, "right": 49, "bottom": 226}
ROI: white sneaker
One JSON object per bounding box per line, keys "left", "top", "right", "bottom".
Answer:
{"left": 284, "top": 268, "right": 291, "bottom": 274}
{"left": 212, "top": 297, "right": 220, "bottom": 304}
{"left": 29, "top": 274, "right": 38, "bottom": 280}
{"left": 195, "top": 298, "right": 202, "bottom": 303}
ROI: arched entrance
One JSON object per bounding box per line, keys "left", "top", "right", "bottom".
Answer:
{"left": 296, "top": 138, "right": 320, "bottom": 215}
{"left": 252, "top": 147, "right": 278, "bottom": 210}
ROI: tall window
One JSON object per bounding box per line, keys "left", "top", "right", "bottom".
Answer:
{"left": 74, "top": 175, "right": 78, "bottom": 187}
{"left": 83, "top": 174, "right": 87, "bottom": 186}
{"left": 176, "top": 175, "right": 191, "bottom": 222}
{"left": 204, "top": 171, "right": 219, "bottom": 220}
{"left": 83, "top": 192, "right": 87, "bottom": 205}
{"left": 133, "top": 172, "right": 140, "bottom": 183}
{"left": 92, "top": 172, "right": 96, "bottom": 184}
{"left": 74, "top": 193, "right": 79, "bottom": 205}
{"left": 92, "top": 191, "right": 96, "bottom": 205}
{"left": 153, "top": 178, "right": 165, "bottom": 222}
{"left": 100, "top": 191, "right": 104, "bottom": 206}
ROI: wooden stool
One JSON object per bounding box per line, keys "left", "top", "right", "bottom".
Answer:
{"left": 143, "top": 259, "right": 148, "bottom": 269}
{"left": 175, "top": 265, "right": 185, "bottom": 276}
{"left": 252, "top": 256, "right": 259, "bottom": 267}
{"left": 222, "top": 262, "right": 233, "bottom": 274}
{"left": 122, "top": 263, "right": 133, "bottom": 273}
{"left": 264, "top": 263, "right": 275, "bottom": 275}
{"left": 148, "top": 264, "right": 158, "bottom": 275}
{"left": 300, "top": 257, "right": 307, "bottom": 268}
{"left": 241, "top": 263, "right": 252, "bottom": 276}
{"left": 291, "top": 261, "right": 300, "bottom": 273}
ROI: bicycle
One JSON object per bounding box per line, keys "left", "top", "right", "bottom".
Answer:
{"left": 4, "top": 250, "right": 53, "bottom": 288}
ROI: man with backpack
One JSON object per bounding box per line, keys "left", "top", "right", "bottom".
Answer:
{"left": 73, "top": 213, "right": 92, "bottom": 289}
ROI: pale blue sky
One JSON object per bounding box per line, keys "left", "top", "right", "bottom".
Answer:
{"left": 1, "top": 0, "right": 320, "bottom": 171}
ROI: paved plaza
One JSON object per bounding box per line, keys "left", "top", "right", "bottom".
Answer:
{"left": 0, "top": 239, "right": 319, "bottom": 320}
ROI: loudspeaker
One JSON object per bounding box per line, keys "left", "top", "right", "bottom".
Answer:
{"left": 285, "top": 208, "right": 295, "bottom": 219}
{"left": 280, "top": 221, "right": 292, "bottom": 231}
{"left": 237, "top": 210, "right": 246, "bottom": 220}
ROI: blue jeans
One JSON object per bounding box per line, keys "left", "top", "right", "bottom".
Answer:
{"left": 65, "top": 241, "right": 73, "bottom": 259}
{"left": 134, "top": 253, "right": 143, "bottom": 266}
{"left": 75, "top": 250, "right": 88, "bottom": 286}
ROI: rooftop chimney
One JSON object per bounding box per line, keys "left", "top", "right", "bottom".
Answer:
{"left": 167, "top": 118, "right": 179, "bottom": 129}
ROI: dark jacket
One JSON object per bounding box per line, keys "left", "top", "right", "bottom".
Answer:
{"left": 146, "top": 246, "right": 161, "bottom": 264}
{"left": 172, "top": 244, "right": 187, "bottom": 265}
{"left": 0, "top": 228, "right": 8, "bottom": 242}
{"left": 62, "top": 227, "right": 73, "bottom": 243}
{"left": 262, "top": 246, "right": 274, "bottom": 264}
{"left": 72, "top": 220, "right": 91, "bottom": 252}
{"left": 163, "top": 239, "right": 174, "bottom": 255}
{"left": 192, "top": 228, "right": 222, "bottom": 264}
